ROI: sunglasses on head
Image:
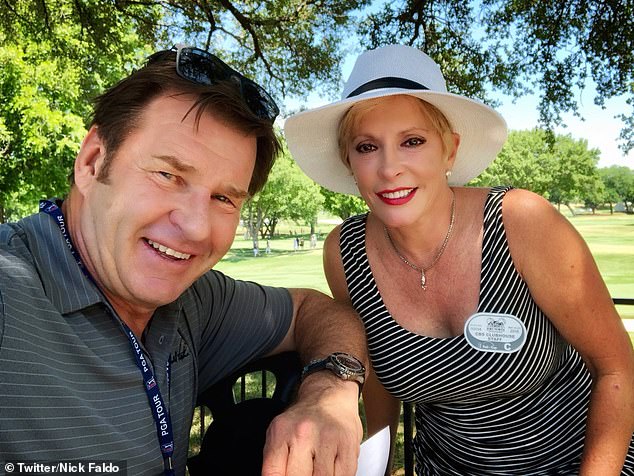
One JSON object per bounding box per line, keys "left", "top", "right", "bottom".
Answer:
{"left": 152, "top": 45, "right": 280, "bottom": 122}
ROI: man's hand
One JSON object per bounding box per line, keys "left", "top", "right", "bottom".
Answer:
{"left": 262, "top": 373, "right": 362, "bottom": 476}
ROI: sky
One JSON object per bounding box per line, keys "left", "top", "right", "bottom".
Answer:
{"left": 494, "top": 89, "right": 632, "bottom": 169}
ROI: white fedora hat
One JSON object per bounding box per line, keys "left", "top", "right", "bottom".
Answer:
{"left": 284, "top": 44, "right": 508, "bottom": 195}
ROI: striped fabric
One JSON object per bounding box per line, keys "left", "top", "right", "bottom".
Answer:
{"left": 340, "top": 186, "right": 634, "bottom": 475}
{"left": 0, "top": 210, "right": 293, "bottom": 474}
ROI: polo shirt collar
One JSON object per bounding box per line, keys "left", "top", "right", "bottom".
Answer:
{"left": 22, "top": 210, "right": 103, "bottom": 314}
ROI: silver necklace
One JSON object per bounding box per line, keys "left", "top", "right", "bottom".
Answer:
{"left": 384, "top": 192, "right": 456, "bottom": 290}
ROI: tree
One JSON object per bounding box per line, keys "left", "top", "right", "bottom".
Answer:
{"left": 600, "top": 166, "right": 634, "bottom": 213}
{"left": 473, "top": 129, "right": 603, "bottom": 215}
{"left": 599, "top": 168, "right": 625, "bottom": 214}
{"left": 580, "top": 178, "right": 606, "bottom": 214}
{"left": 3, "top": 0, "right": 632, "bottom": 218}
{"left": 242, "top": 149, "right": 323, "bottom": 250}
{"left": 546, "top": 134, "right": 602, "bottom": 215}
{"left": 320, "top": 188, "right": 368, "bottom": 221}
{"left": 471, "top": 129, "right": 556, "bottom": 197}
{"left": 1, "top": 42, "right": 85, "bottom": 222}
{"left": 0, "top": 6, "right": 151, "bottom": 222}
{"left": 4, "top": 0, "right": 631, "bottom": 128}
{"left": 0, "top": 0, "right": 366, "bottom": 102}
{"left": 0, "top": 0, "right": 361, "bottom": 219}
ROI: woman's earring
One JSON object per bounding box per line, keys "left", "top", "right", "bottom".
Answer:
{"left": 445, "top": 170, "right": 452, "bottom": 179}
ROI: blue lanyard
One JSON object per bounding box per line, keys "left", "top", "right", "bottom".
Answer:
{"left": 40, "top": 200, "right": 176, "bottom": 475}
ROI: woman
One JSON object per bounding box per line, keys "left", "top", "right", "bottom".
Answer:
{"left": 284, "top": 45, "right": 634, "bottom": 475}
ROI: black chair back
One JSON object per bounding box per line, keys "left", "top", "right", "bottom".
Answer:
{"left": 188, "top": 351, "right": 302, "bottom": 475}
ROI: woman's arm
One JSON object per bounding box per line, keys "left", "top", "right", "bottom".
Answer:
{"left": 363, "top": 366, "right": 402, "bottom": 476}
{"left": 504, "top": 189, "right": 634, "bottom": 475}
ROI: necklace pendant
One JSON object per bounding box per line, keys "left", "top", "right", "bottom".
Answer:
{"left": 421, "top": 271, "right": 427, "bottom": 290}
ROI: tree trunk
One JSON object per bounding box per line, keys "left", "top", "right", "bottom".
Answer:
{"left": 244, "top": 202, "right": 260, "bottom": 252}
{"left": 565, "top": 203, "right": 576, "bottom": 216}
{"left": 250, "top": 207, "right": 263, "bottom": 254}
{"left": 269, "top": 218, "right": 278, "bottom": 238}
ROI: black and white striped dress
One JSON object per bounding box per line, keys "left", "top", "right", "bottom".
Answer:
{"left": 340, "top": 186, "right": 634, "bottom": 475}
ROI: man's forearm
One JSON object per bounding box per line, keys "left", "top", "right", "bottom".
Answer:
{"left": 261, "top": 288, "right": 368, "bottom": 476}
{"left": 289, "top": 288, "right": 368, "bottom": 368}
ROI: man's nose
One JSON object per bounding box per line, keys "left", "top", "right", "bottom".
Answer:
{"left": 170, "top": 192, "right": 211, "bottom": 242}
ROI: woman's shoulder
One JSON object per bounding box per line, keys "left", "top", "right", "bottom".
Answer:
{"left": 457, "top": 186, "right": 554, "bottom": 220}
{"left": 457, "top": 186, "right": 560, "bottom": 237}
{"left": 501, "top": 188, "right": 561, "bottom": 226}
{"left": 324, "top": 224, "right": 342, "bottom": 251}
{"left": 499, "top": 188, "right": 577, "bottom": 272}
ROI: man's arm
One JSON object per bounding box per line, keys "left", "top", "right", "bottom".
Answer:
{"left": 262, "top": 288, "right": 369, "bottom": 476}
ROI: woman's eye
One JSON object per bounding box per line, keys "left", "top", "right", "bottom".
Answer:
{"left": 404, "top": 137, "right": 426, "bottom": 147}
{"left": 355, "top": 143, "right": 376, "bottom": 153}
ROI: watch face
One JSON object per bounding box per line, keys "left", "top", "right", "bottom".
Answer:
{"left": 332, "top": 353, "right": 365, "bottom": 373}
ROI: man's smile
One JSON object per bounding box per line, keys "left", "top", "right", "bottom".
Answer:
{"left": 146, "top": 239, "right": 192, "bottom": 260}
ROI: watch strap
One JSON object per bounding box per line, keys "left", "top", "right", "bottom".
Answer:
{"left": 301, "top": 353, "right": 365, "bottom": 395}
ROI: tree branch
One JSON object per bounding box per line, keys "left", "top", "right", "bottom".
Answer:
{"left": 214, "top": 0, "right": 286, "bottom": 92}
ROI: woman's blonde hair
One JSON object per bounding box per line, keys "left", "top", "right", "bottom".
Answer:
{"left": 337, "top": 95, "right": 456, "bottom": 169}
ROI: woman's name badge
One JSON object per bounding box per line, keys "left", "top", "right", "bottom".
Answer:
{"left": 464, "top": 312, "right": 527, "bottom": 353}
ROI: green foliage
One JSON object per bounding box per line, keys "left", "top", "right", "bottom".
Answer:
{"left": 546, "top": 134, "right": 602, "bottom": 208}
{"left": 0, "top": 0, "right": 367, "bottom": 103}
{"left": 242, "top": 149, "right": 324, "bottom": 241}
{"left": 485, "top": 1, "right": 633, "bottom": 128}
{"left": 599, "top": 166, "right": 634, "bottom": 213}
{"left": 0, "top": 4, "right": 152, "bottom": 222}
{"left": 472, "top": 129, "right": 555, "bottom": 195}
{"left": 2, "top": 0, "right": 632, "bottom": 221}
{"left": 0, "top": 42, "right": 84, "bottom": 221}
{"left": 6, "top": 0, "right": 631, "bottom": 134}
{"left": 358, "top": 0, "right": 517, "bottom": 105}
{"left": 473, "top": 129, "right": 604, "bottom": 213}
{"left": 320, "top": 187, "right": 368, "bottom": 220}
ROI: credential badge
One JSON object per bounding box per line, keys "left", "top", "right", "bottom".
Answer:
{"left": 464, "top": 312, "right": 527, "bottom": 353}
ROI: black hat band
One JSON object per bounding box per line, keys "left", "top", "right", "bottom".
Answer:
{"left": 346, "top": 77, "right": 429, "bottom": 98}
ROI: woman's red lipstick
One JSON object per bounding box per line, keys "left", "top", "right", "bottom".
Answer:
{"left": 376, "top": 187, "right": 417, "bottom": 205}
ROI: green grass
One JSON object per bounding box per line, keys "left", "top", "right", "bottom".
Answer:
{"left": 215, "top": 237, "right": 330, "bottom": 293}
{"left": 567, "top": 214, "right": 634, "bottom": 301}
{"left": 566, "top": 213, "right": 634, "bottom": 321}
{"left": 216, "top": 212, "right": 634, "bottom": 303}
{"left": 215, "top": 212, "right": 634, "bottom": 356}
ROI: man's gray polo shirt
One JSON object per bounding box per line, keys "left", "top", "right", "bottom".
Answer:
{"left": 0, "top": 211, "right": 293, "bottom": 475}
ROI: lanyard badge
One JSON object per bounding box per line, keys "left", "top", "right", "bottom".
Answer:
{"left": 40, "top": 200, "right": 176, "bottom": 475}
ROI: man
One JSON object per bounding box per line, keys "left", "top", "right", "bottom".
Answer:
{"left": 0, "top": 46, "right": 368, "bottom": 475}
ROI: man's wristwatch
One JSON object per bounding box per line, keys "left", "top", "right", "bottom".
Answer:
{"left": 301, "top": 352, "right": 366, "bottom": 393}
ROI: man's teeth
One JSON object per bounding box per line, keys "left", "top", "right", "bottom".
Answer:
{"left": 147, "top": 240, "right": 191, "bottom": 260}
{"left": 381, "top": 189, "right": 412, "bottom": 199}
